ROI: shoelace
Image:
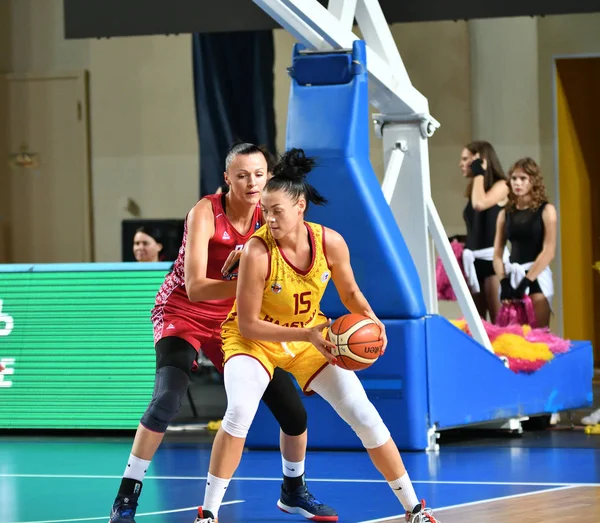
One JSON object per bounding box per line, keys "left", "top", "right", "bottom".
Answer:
{"left": 116, "top": 507, "right": 134, "bottom": 517}
{"left": 115, "top": 499, "right": 136, "bottom": 518}
{"left": 408, "top": 507, "right": 438, "bottom": 523}
{"left": 418, "top": 507, "right": 438, "bottom": 523}
{"left": 297, "top": 488, "right": 325, "bottom": 508}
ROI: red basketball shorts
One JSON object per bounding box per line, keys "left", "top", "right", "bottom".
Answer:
{"left": 152, "top": 310, "right": 225, "bottom": 373}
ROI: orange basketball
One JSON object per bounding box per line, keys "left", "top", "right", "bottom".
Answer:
{"left": 326, "top": 314, "right": 383, "bottom": 371}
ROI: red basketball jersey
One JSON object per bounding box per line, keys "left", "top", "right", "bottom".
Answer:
{"left": 152, "top": 194, "right": 262, "bottom": 326}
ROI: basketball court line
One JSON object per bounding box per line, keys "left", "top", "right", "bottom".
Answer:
{"left": 7, "top": 483, "right": 581, "bottom": 523}
{"left": 13, "top": 500, "right": 245, "bottom": 523}
{"left": 356, "top": 485, "right": 580, "bottom": 523}
{"left": 1, "top": 473, "right": 599, "bottom": 488}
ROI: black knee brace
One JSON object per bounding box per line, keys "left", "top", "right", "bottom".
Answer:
{"left": 140, "top": 337, "right": 196, "bottom": 433}
{"left": 262, "top": 368, "right": 307, "bottom": 436}
{"left": 140, "top": 366, "right": 189, "bottom": 432}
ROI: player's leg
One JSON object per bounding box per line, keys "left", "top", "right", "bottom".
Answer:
{"left": 530, "top": 289, "right": 551, "bottom": 329}
{"left": 309, "top": 365, "right": 438, "bottom": 522}
{"left": 109, "top": 337, "right": 196, "bottom": 523}
{"left": 472, "top": 261, "right": 489, "bottom": 320}
{"left": 261, "top": 368, "right": 338, "bottom": 521}
{"left": 471, "top": 290, "right": 488, "bottom": 320}
{"left": 195, "top": 355, "right": 270, "bottom": 523}
{"left": 520, "top": 287, "right": 553, "bottom": 431}
{"left": 483, "top": 273, "right": 501, "bottom": 324}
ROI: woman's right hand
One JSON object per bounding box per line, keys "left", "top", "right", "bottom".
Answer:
{"left": 307, "top": 319, "right": 338, "bottom": 365}
{"left": 471, "top": 153, "right": 487, "bottom": 172}
{"left": 221, "top": 249, "right": 243, "bottom": 278}
{"left": 500, "top": 277, "right": 514, "bottom": 304}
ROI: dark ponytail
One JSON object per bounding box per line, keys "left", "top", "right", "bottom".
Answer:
{"left": 266, "top": 148, "right": 327, "bottom": 211}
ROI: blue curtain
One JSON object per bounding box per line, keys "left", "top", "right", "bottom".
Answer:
{"left": 192, "top": 31, "right": 276, "bottom": 196}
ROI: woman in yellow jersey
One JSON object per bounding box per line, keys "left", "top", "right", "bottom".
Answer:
{"left": 194, "top": 149, "right": 438, "bottom": 523}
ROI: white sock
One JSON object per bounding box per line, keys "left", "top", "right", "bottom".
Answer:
{"left": 123, "top": 454, "right": 151, "bottom": 482}
{"left": 388, "top": 472, "right": 420, "bottom": 512}
{"left": 282, "top": 458, "right": 305, "bottom": 478}
{"left": 203, "top": 473, "right": 231, "bottom": 517}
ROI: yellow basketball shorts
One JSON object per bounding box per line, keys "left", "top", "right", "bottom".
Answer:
{"left": 222, "top": 334, "right": 329, "bottom": 394}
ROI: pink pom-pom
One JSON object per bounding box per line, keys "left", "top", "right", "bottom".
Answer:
{"left": 435, "top": 240, "right": 465, "bottom": 301}
{"left": 505, "top": 357, "right": 547, "bottom": 373}
{"left": 497, "top": 302, "right": 518, "bottom": 326}
{"left": 452, "top": 240, "right": 465, "bottom": 265}
{"left": 483, "top": 320, "right": 524, "bottom": 342}
{"left": 455, "top": 312, "right": 573, "bottom": 374}
{"left": 497, "top": 297, "right": 537, "bottom": 327}
{"left": 436, "top": 256, "right": 455, "bottom": 301}
{"left": 521, "top": 296, "right": 537, "bottom": 328}
{"left": 525, "top": 329, "right": 571, "bottom": 354}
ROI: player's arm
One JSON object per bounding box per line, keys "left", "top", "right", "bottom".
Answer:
{"left": 520, "top": 203, "right": 557, "bottom": 281}
{"left": 236, "top": 238, "right": 336, "bottom": 360}
{"left": 221, "top": 210, "right": 264, "bottom": 278}
{"left": 493, "top": 209, "right": 514, "bottom": 303}
{"left": 471, "top": 179, "right": 509, "bottom": 211}
{"left": 324, "top": 227, "right": 387, "bottom": 351}
{"left": 184, "top": 199, "right": 237, "bottom": 302}
{"left": 492, "top": 208, "right": 507, "bottom": 279}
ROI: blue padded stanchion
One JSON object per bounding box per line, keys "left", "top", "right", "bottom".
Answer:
{"left": 285, "top": 41, "right": 425, "bottom": 320}
{"left": 425, "top": 316, "right": 594, "bottom": 428}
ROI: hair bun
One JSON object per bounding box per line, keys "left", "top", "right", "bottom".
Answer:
{"left": 274, "top": 148, "right": 315, "bottom": 182}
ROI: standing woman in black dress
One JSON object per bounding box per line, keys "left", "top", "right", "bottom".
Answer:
{"left": 493, "top": 157, "right": 557, "bottom": 328}
{"left": 460, "top": 141, "right": 509, "bottom": 323}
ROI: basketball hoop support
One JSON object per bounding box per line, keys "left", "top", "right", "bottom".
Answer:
{"left": 254, "top": 0, "right": 492, "bottom": 352}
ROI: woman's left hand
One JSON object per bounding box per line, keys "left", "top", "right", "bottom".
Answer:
{"left": 514, "top": 277, "right": 532, "bottom": 299}
{"left": 364, "top": 310, "right": 387, "bottom": 355}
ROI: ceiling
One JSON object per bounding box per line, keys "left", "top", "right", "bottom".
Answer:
{"left": 63, "top": 0, "right": 600, "bottom": 39}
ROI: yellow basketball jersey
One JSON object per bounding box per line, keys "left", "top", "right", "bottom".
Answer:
{"left": 223, "top": 222, "right": 332, "bottom": 333}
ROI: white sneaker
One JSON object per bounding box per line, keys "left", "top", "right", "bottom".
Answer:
{"left": 405, "top": 500, "right": 439, "bottom": 522}
{"left": 581, "top": 408, "right": 600, "bottom": 426}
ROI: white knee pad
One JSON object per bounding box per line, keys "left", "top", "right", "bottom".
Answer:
{"left": 220, "top": 356, "right": 270, "bottom": 439}
{"left": 221, "top": 400, "right": 256, "bottom": 438}
{"left": 310, "top": 365, "right": 391, "bottom": 449}
{"left": 335, "top": 390, "right": 391, "bottom": 449}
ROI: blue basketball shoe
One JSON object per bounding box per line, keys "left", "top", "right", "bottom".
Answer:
{"left": 277, "top": 484, "right": 338, "bottom": 521}
{"left": 109, "top": 493, "right": 139, "bottom": 522}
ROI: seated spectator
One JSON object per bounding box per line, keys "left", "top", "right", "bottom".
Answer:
{"left": 133, "top": 227, "right": 164, "bottom": 262}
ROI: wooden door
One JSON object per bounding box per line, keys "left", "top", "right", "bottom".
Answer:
{"left": 0, "top": 72, "right": 92, "bottom": 263}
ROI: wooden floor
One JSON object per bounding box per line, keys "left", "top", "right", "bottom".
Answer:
{"left": 383, "top": 486, "right": 600, "bottom": 523}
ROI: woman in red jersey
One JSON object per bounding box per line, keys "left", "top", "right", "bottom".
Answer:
{"left": 109, "top": 143, "right": 337, "bottom": 523}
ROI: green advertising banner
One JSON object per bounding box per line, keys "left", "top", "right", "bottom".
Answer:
{"left": 0, "top": 263, "right": 170, "bottom": 429}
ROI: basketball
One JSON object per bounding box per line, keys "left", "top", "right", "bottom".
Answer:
{"left": 326, "top": 314, "right": 383, "bottom": 371}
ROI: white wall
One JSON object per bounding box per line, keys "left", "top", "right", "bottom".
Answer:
{"left": 470, "top": 17, "right": 541, "bottom": 170}
{"left": 88, "top": 36, "right": 199, "bottom": 261}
